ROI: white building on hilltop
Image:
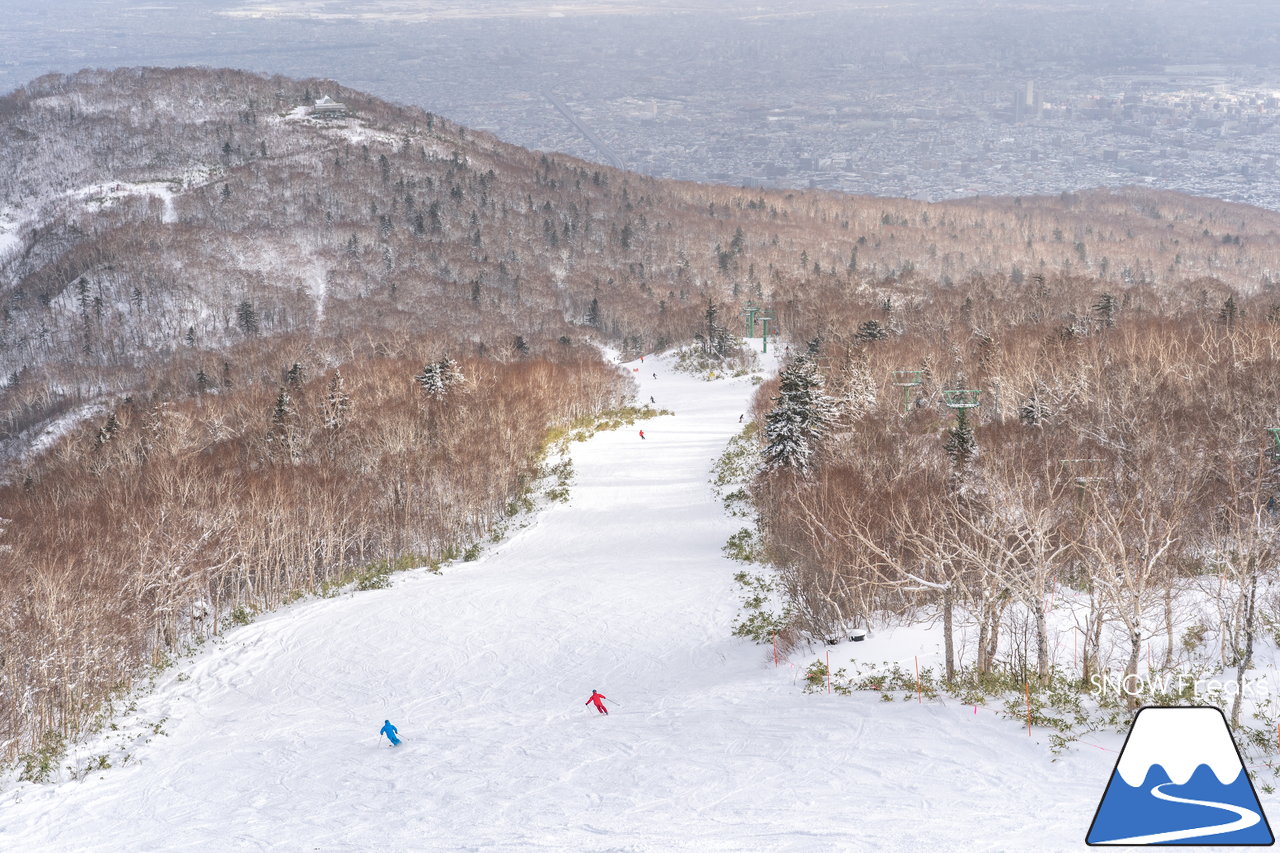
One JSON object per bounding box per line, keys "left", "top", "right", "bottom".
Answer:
{"left": 311, "top": 95, "right": 348, "bottom": 117}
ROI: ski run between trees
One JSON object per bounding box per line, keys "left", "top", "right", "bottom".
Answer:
{"left": 2, "top": 343, "right": 1123, "bottom": 852}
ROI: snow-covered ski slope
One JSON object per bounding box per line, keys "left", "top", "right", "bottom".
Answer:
{"left": 5, "top": 345, "right": 1121, "bottom": 852}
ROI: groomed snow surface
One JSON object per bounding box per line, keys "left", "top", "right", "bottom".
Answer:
{"left": 4, "top": 345, "right": 1150, "bottom": 851}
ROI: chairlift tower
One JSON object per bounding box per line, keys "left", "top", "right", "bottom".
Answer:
{"left": 1059, "top": 458, "right": 1105, "bottom": 493}
{"left": 742, "top": 302, "right": 760, "bottom": 337}
{"left": 891, "top": 370, "right": 923, "bottom": 415}
{"left": 760, "top": 314, "right": 774, "bottom": 353}
{"left": 941, "top": 388, "right": 980, "bottom": 412}
{"left": 1267, "top": 427, "right": 1280, "bottom": 461}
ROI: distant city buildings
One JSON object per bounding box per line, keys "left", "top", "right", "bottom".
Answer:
{"left": 3, "top": 1, "right": 1280, "bottom": 211}
{"left": 1013, "top": 80, "right": 1041, "bottom": 122}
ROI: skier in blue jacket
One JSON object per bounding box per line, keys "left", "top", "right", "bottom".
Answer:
{"left": 380, "top": 719, "right": 401, "bottom": 746}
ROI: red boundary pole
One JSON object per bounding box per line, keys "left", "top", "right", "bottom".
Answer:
{"left": 1025, "top": 681, "right": 1032, "bottom": 736}
{"left": 826, "top": 650, "right": 831, "bottom": 694}
{"left": 915, "top": 656, "right": 921, "bottom": 704}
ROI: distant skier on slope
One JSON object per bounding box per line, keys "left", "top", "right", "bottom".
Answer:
{"left": 380, "top": 719, "right": 401, "bottom": 746}
{"left": 586, "top": 690, "right": 609, "bottom": 715}
{"left": 638, "top": 430, "right": 646, "bottom": 440}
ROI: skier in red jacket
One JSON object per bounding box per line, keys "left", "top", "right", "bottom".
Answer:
{"left": 586, "top": 690, "right": 609, "bottom": 715}
{"left": 639, "top": 430, "right": 645, "bottom": 440}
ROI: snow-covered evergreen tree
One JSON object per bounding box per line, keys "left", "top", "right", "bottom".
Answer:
{"left": 235, "top": 300, "right": 259, "bottom": 336}
{"left": 324, "top": 370, "right": 351, "bottom": 430}
{"left": 416, "top": 358, "right": 465, "bottom": 399}
{"left": 1220, "top": 293, "right": 1239, "bottom": 330}
{"left": 271, "top": 388, "right": 291, "bottom": 427}
{"left": 1019, "top": 388, "right": 1049, "bottom": 427}
{"left": 763, "top": 355, "right": 835, "bottom": 474}
{"left": 855, "top": 319, "right": 889, "bottom": 342}
{"left": 267, "top": 387, "right": 299, "bottom": 461}
{"left": 944, "top": 406, "right": 978, "bottom": 468}
{"left": 94, "top": 412, "right": 120, "bottom": 450}
{"left": 416, "top": 362, "right": 445, "bottom": 397}
{"left": 1093, "top": 292, "right": 1118, "bottom": 328}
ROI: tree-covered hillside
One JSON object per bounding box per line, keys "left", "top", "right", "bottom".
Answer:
{"left": 5, "top": 66, "right": 1280, "bottom": 768}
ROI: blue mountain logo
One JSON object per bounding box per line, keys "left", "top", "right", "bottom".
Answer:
{"left": 1087, "top": 706, "right": 1274, "bottom": 845}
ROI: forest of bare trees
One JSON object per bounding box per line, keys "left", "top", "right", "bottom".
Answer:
{"left": 6, "top": 66, "right": 1280, "bottom": 767}
{"left": 750, "top": 280, "right": 1280, "bottom": 724}
{"left": 6, "top": 68, "right": 1280, "bottom": 459}
{"left": 0, "top": 334, "right": 626, "bottom": 765}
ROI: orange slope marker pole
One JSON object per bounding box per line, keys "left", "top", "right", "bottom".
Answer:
{"left": 826, "top": 650, "right": 831, "bottom": 695}
{"left": 915, "top": 656, "right": 921, "bottom": 704}
{"left": 1025, "top": 681, "right": 1032, "bottom": 736}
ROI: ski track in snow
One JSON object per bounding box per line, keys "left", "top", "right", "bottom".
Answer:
{"left": 1, "top": 180, "right": 181, "bottom": 263}
{"left": 1, "top": 344, "right": 1118, "bottom": 852}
